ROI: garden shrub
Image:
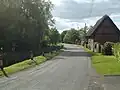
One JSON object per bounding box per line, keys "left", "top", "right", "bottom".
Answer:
{"left": 113, "top": 43, "right": 120, "bottom": 61}
{"left": 102, "top": 42, "right": 113, "bottom": 55}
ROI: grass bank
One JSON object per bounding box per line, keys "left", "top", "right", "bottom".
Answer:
{"left": 0, "top": 50, "right": 63, "bottom": 77}
{"left": 84, "top": 47, "right": 120, "bottom": 75}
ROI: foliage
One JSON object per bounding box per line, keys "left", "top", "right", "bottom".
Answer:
{"left": 113, "top": 43, "right": 120, "bottom": 61}
{"left": 61, "top": 25, "right": 89, "bottom": 44}
{"left": 0, "top": 0, "right": 57, "bottom": 51}
{"left": 60, "top": 30, "right": 68, "bottom": 42}
{"left": 102, "top": 42, "right": 113, "bottom": 55}
{"left": 63, "top": 28, "right": 79, "bottom": 44}
{"left": 49, "top": 28, "right": 60, "bottom": 45}
{"left": 78, "top": 27, "right": 87, "bottom": 41}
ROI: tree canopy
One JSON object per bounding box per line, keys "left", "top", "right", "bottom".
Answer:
{"left": 61, "top": 30, "right": 68, "bottom": 43}
{"left": 62, "top": 26, "right": 90, "bottom": 44}
{"left": 63, "top": 28, "right": 79, "bottom": 44}
{"left": 0, "top": 0, "right": 60, "bottom": 51}
{"left": 49, "top": 28, "right": 60, "bottom": 45}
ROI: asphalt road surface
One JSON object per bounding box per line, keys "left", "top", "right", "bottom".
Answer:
{"left": 0, "top": 44, "right": 98, "bottom": 90}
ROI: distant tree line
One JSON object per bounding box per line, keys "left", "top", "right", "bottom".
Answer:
{"left": 61, "top": 26, "right": 90, "bottom": 44}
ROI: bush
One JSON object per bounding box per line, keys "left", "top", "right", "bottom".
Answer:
{"left": 60, "top": 45, "right": 64, "bottom": 48}
{"left": 81, "top": 41, "right": 85, "bottom": 46}
{"left": 102, "top": 42, "right": 113, "bottom": 55}
{"left": 113, "top": 43, "right": 120, "bottom": 61}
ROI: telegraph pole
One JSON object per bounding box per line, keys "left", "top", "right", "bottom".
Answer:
{"left": 84, "top": 23, "right": 87, "bottom": 32}
{"left": 84, "top": 23, "right": 87, "bottom": 48}
{"left": 84, "top": 23, "right": 87, "bottom": 36}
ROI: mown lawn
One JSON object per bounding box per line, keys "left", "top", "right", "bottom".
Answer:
{"left": 84, "top": 47, "right": 120, "bottom": 75}
{"left": 0, "top": 50, "right": 62, "bottom": 77}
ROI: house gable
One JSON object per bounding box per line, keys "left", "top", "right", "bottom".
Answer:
{"left": 94, "top": 16, "right": 120, "bottom": 36}
{"left": 86, "top": 15, "right": 120, "bottom": 37}
{"left": 94, "top": 16, "right": 120, "bottom": 43}
{"left": 86, "top": 15, "right": 120, "bottom": 44}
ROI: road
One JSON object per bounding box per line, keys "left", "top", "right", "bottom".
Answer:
{"left": 0, "top": 44, "right": 101, "bottom": 90}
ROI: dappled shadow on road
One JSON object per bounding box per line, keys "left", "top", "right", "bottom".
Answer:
{"left": 60, "top": 50, "right": 91, "bottom": 57}
{"left": 65, "top": 48, "right": 80, "bottom": 50}
{"left": 51, "top": 57, "right": 65, "bottom": 60}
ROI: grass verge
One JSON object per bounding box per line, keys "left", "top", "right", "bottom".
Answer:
{"left": 0, "top": 50, "right": 63, "bottom": 77}
{"left": 84, "top": 47, "right": 120, "bottom": 75}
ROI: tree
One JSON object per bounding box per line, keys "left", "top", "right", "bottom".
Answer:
{"left": 78, "top": 28, "right": 86, "bottom": 41}
{"left": 19, "top": 0, "right": 54, "bottom": 50}
{"left": 61, "top": 30, "right": 68, "bottom": 42}
{"left": 0, "top": 0, "right": 22, "bottom": 51}
{"left": 63, "top": 28, "right": 79, "bottom": 44}
{"left": 0, "top": 0, "right": 54, "bottom": 51}
{"left": 49, "top": 28, "right": 60, "bottom": 45}
{"left": 78, "top": 25, "right": 90, "bottom": 42}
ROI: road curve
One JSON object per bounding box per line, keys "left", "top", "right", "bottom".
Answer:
{"left": 0, "top": 44, "right": 91, "bottom": 90}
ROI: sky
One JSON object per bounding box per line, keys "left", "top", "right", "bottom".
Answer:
{"left": 51, "top": 0, "right": 120, "bottom": 33}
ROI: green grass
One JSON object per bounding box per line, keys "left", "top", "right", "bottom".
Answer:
{"left": 84, "top": 47, "right": 101, "bottom": 56}
{"left": 0, "top": 50, "right": 62, "bottom": 77}
{"left": 0, "top": 56, "right": 46, "bottom": 77}
{"left": 84, "top": 47, "right": 120, "bottom": 75}
{"left": 45, "top": 51, "right": 61, "bottom": 60}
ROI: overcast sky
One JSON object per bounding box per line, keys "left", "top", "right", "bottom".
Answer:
{"left": 51, "top": 0, "right": 120, "bottom": 33}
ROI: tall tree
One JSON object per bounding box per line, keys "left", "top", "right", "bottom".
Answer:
{"left": 61, "top": 30, "right": 68, "bottom": 42}
{"left": 0, "top": 0, "right": 54, "bottom": 51}
{"left": 49, "top": 28, "right": 60, "bottom": 45}
{"left": 63, "top": 28, "right": 79, "bottom": 44}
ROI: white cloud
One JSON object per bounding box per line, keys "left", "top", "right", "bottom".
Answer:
{"left": 94, "top": 0, "right": 109, "bottom": 3}
{"left": 54, "top": 17, "right": 86, "bottom": 33}
{"left": 110, "top": 13, "right": 120, "bottom": 29}
{"left": 52, "top": 0, "right": 120, "bottom": 32}
{"left": 83, "top": 16, "right": 101, "bottom": 26}
{"left": 51, "top": 0, "right": 65, "bottom": 6}
{"left": 54, "top": 15, "right": 102, "bottom": 32}
{"left": 110, "top": 13, "right": 120, "bottom": 18}
{"left": 54, "top": 13, "right": 120, "bottom": 33}
{"left": 74, "top": 0, "right": 109, "bottom": 3}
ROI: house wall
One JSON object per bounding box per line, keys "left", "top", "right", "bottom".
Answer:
{"left": 94, "top": 18, "right": 120, "bottom": 44}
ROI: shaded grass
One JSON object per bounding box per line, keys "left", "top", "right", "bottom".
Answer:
{"left": 45, "top": 50, "right": 62, "bottom": 60}
{"left": 0, "top": 50, "right": 62, "bottom": 77}
{"left": 84, "top": 46, "right": 120, "bottom": 75}
{"left": 0, "top": 56, "right": 46, "bottom": 77}
{"left": 84, "top": 47, "right": 101, "bottom": 56}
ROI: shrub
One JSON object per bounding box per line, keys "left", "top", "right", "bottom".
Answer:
{"left": 61, "top": 45, "right": 64, "bottom": 48}
{"left": 102, "top": 42, "right": 113, "bottom": 55}
{"left": 113, "top": 43, "right": 120, "bottom": 61}
{"left": 81, "top": 41, "right": 85, "bottom": 46}
{"left": 58, "top": 44, "right": 64, "bottom": 49}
